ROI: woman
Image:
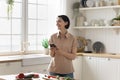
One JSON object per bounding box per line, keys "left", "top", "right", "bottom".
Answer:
{"left": 48, "top": 15, "right": 77, "bottom": 78}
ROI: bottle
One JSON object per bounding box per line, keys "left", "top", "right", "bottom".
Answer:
{"left": 76, "top": 13, "right": 86, "bottom": 26}
{"left": 84, "top": 45, "right": 88, "bottom": 51}
{"left": 99, "top": 0, "right": 106, "bottom": 6}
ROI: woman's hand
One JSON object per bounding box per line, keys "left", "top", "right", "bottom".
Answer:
{"left": 55, "top": 48, "right": 76, "bottom": 60}
{"left": 54, "top": 49, "right": 63, "bottom": 55}
{"left": 49, "top": 47, "right": 57, "bottom": 57}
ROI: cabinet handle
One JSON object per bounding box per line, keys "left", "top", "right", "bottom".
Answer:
{"left": 6, "top": 62, "right": 10, "bottom": 66}
{"left": 88, "top": 57, "right": 91, "bottom": 59}
{"left": 107, "top": 58, "right": 110, "bottom": 61}
{"left": 43, "top": 69, "right": 47, "bottom": 72}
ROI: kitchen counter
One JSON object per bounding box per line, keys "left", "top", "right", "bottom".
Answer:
{"left": 0, "top": 54, "right": 50, "bottom": 63}
{"left": 0, "top": 73, "right": 45, "bottom": 80}
{"left": 77, "top": 53, "right": 120, "bottom": 59}
{"left": 1, "top": 53, "right": 120, "bottom": 63}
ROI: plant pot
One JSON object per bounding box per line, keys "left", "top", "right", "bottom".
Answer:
{"left": 112, "top": 20, "right": 120, "bottom": 26}
{"left": 44, "top": 48, "right": 49, "bottom": 55}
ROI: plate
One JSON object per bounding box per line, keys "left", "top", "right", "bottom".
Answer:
{"left": 92, "top": 41, "right": 104, "bottom": 53}
{"left": 86, "top": 0, "right": 94, "bottom": 7}
{"left": 81, "top": 0, "right": 87, "bottom": 7}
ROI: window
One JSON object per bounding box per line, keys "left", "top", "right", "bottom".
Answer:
{"left": 0, "top": 0, "right": 22, "bottom": 53}
{"left": 28, "top": 0, "right": 49, "bottom": 51}
{"left": 0, "top": 0, "right": 65, "bottom": 55}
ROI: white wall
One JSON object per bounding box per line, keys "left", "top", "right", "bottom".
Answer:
{"left": 66, "top": 0, "right": 120, "bottom": 54}
{"left": 85, "top": 29, "right": 120, "bottom": 53}
{"left": 66, "top": 0, "right": 85, "bottom": 36}
{"left": 84, "top": 9, "right": 120, "bottom": 53}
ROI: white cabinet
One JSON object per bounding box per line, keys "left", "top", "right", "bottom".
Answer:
{"left": 21, "top": 64, "right": 49, "bottom": 74}
{"left": 82, "top": 56, "right": 99, "bottom": 80}
{"left": 97, "top": 58, "right": 119, "bottom": 80}
{"left": 0, "top": 61, "right": 22, "bottom": 75}
{"left": 21, "top": 56, "right": 51, "bottom": 74}
{"left": 82, "top": 56, "right": 120, "bottom": 80}
{"left": 0, "top": 55, "right": 51, "bottom": 75}
{"left": 0, "top": 61, "right": 50, "bottom": 75}
{"left": 73, "top": 56, "right": 82, "bottom": 80}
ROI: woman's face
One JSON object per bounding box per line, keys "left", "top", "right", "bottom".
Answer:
{"left": 56, "top": 17, "right": 67, "bottom": 30}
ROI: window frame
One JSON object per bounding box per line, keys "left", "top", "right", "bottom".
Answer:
{"left": 0, "top": 0, "right": 66, "bottom": 55}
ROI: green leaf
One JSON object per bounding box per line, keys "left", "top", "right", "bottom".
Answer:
{"left": 112, "top": 15, "right": 120, "bottom": 20}
{"left": 42, "top": 39, "right": 49, "bottom": 48}
{"left": 64, "top": 77, "right": 73, "bottom": 80}
{"left": 7, "top": 0, "right": 14, "bottom": 20}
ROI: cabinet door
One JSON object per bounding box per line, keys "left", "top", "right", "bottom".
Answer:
{"left": 73, "top": 56, "right": 82, "bottom": 80}
{"left": 0, "top": 61, "right": 22, "bottom": 75}
{"left": 82, "top": 56, "right": 99, "bottom": 80}
{"left": 82, "top": 57, "right": 120, "bottom": 80}
{"left": 98, "top": 58, "right": 119, "bottom": 80}
{"left": 22, "top": 64, "right": 49, "bottom": 74}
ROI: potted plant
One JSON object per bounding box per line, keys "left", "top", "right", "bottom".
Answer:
{"left": 112, "top": 15, "right": 120, "bottom": 26}
{"left": 42, "top": 39, "right": 49, "bottom": 55}
{"left": 6, "top": 0, "right": 14, "bottom": 19}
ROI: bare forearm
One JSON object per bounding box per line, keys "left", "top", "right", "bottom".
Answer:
{"left": 55, "top": 49, "right": 76, "bottom": 60}
{"left": 62, "top": 52, "right": 76, "bottom": 60}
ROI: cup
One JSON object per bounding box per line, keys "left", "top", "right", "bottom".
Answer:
{"left": 84, "top": 21, "right": 89, "bottom": 26}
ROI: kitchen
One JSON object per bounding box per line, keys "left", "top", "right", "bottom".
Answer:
{"left": 0, "top": 0, "right": 120, "bottom": 80}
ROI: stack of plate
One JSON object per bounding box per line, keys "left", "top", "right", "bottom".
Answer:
{"left": 92, "top": 41, "right": 105, "bottom": 53}
{"left": 81, "top": 0, "right": 94, "bottom": 7}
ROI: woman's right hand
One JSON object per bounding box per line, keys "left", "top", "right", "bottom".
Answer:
{"left": 49, "top": 47, "right": 56, "bottom": 57}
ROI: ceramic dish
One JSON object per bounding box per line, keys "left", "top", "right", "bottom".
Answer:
{"left": 81, "top": 0, "right": 87, "bottom": 7}
{"left": 92, "top": 41, "right": 104, "bottom": 53}
{"left": 86, "top": 0, "right": 94, "bottom": 7}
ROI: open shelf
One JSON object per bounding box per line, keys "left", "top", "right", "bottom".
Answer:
{"left": 73, "top": 26, "right": 120, "bottom": 34}
{"left": 73, "top": 26, "right": 120, "bottom": 29}
{"left": 79, "top": 5, "right": 120, "bottom": 11}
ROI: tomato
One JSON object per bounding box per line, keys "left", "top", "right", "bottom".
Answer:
{"left": 48, "top": 75, "right": 56, "bottom": 78}
{"left": 33, "top": 74, "right": 39, "bottom": 78}
{"left": 17, "top": 73, "right": 25, "bottom": 79}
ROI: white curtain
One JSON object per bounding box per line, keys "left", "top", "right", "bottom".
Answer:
{"left": 58, "top": 0, "right": 67, "bottom": 15}
{"left": 48, "top": 0, "right": 66, "bottom": 15}
{"left": 47, "top": 0, "right": 67, "bottom": 35}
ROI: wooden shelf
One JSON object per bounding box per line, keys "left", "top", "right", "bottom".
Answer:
{"left": 73, "top": 26, "right": 120, "bottom": 34}
{"left": 76, "top": 5, "right": 120, "bottom": 34}
{"left": 73, "top": 26, "right": 120, "bottom": 29}
{"left": 79, "top": 5, "right": 120, "bottom": 11}
{"left": 77, "top": 53, "right": 120, "bottom": 59}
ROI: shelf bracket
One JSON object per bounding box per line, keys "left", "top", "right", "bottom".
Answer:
{"left": 113, "top": 8, "right": 120, "bottom": 17}
{"left": 114, "top": 28, "right": 120, "bottom": 34}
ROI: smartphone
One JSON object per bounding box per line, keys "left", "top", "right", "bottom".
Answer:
{"left": 50, "top": 44, "right": 56, "bottom": 47}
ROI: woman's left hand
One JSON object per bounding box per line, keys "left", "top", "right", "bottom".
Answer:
{"left": 55, "top": 49, "right": 64, "bottom": 55}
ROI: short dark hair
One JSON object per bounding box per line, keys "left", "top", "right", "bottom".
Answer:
{"left": 58, "top": 15, "right": 70, "bottom": 29}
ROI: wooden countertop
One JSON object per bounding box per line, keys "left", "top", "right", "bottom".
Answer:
{"left": 76, "top": 53, "right": 120, "bottom": 59}
{"left": 0, "top": 54, "right": 50, "bottom": 63}
{"left": 1, "top": 53, "right": 120, "bottom": 63}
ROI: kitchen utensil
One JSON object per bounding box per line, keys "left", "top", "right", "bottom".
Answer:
{"left": 81, "top": 0, "right": 87, "bottom": 7}
{"left": 92, "top": 41, "right": 105, "bottom": 53}
{"left": 77, "top": 36, "right": 86, "bottom": 52}
{"left": 86, "top": 39, "right": 92, "bottom": 51}
{"left": 86, "top": 0, "right": 94, "bottom": 7}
